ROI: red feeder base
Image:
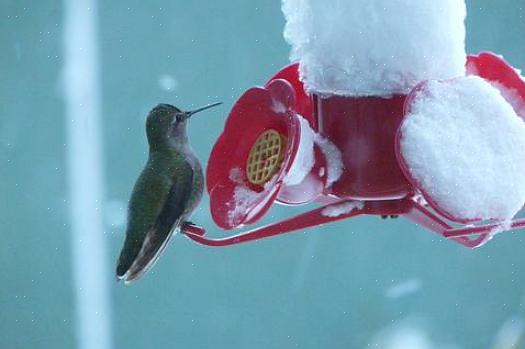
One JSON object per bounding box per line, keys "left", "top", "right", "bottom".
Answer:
{"left": 183, "top": 52, "right": 525, "bottom": 249}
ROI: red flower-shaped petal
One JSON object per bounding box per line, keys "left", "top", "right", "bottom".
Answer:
{"left": 268, "top": 63, "right": 315, "bottom": 130}
{"left": 467, "top": 52, "right": 525, "bottom": 117}
{"left": 207, "top": 79, "right": 301, "bottom": 230}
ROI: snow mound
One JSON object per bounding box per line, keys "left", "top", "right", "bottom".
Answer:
{"left": 321, "top": 201, "right": 364, "bottom": 218}
{"left": 282, "top": 0, "right": 466, "bottom": 97}
{"left": 284, "top": 116, "right": 315, "bottom": 186}
{"left": 314, "top": 134, "right": 343, "bottom": 187}
{"left": 227, "top": 169, "right": 278, "bottom": 226}
{"left": 283, "top": 116, "right": 344, "bottom": 188}
{"left": 400, "top": 76, "right": 525, "bottom": 221}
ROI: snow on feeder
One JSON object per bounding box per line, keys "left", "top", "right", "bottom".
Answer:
{"left": 183, "top": 0, "right": 525, "bottom": 248}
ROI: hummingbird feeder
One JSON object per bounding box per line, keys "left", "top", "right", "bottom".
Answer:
{"left": 183, "top": 1, "right": 525, "bottom": 249}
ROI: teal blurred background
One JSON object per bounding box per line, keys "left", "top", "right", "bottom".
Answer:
{"left": 2, "top": 1, "right": 525, "bottom": 348}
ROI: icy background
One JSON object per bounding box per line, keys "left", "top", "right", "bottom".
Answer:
{"left": 1, "top": 1, "right": 525, "bottom": 348}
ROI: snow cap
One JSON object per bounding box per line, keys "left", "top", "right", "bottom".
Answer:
{"left": 282, "top": 0, "right": 467, "bottom": 97}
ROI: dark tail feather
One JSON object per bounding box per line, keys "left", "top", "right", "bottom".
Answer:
{"left": 116, "top": 228, "right": 176, "bottom": 284}
{"left": 115, "top": 237, "right": 142, "bottom": 281}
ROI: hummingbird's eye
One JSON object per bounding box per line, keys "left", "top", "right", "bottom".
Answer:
{"left": 175, "top": 114, "right": 182, "bottom": 122}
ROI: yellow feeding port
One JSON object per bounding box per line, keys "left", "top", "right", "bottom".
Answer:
{"left": 246, "top": 129, "right": 286, "bottom": 185}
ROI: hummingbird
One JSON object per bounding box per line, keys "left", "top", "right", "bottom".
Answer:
{"left": 116, "top": 101, "right": 221, "bottom": 283}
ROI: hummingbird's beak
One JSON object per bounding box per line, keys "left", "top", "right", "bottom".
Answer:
{"left": 186, "top": 102, "right": 222, "bottom": 117}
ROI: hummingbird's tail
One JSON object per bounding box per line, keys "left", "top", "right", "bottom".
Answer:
{"left": 116, "top": 226, "right": 178, "bottom": 284}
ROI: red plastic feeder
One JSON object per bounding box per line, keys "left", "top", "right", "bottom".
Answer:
{"left": 183, "top": 52, "right": 525, "bottom": 249}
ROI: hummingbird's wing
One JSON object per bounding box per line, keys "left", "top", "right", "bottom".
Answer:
{"left": 117, "top": 163, "right": 194, "bottom": 283}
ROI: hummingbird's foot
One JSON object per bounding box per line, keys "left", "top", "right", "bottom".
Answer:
{"left": 181, "top": 221, "right": 206, "bottom": 237}
{"left": 381, "top": 215, "right": 399, "bottom": 220}
{"left": 183, "top": 220, "right": 196, "bottom": 227}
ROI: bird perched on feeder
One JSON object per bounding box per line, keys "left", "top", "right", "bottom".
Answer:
{"left": 116, "top": 102, "right": 221, "bottom": 283}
